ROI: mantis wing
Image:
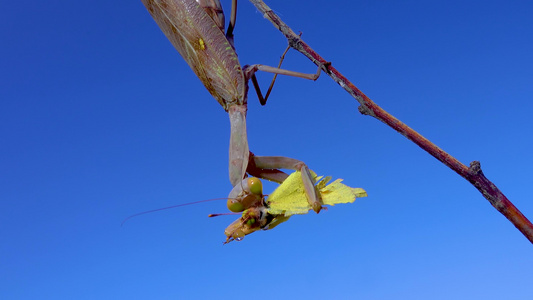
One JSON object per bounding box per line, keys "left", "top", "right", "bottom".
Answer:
{"left": 142, "top": 0, "right": 245, "bottom": 110}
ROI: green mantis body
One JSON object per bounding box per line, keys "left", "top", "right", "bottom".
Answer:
{"left": 141, "top": 0, "right": 324, "bottom": 216}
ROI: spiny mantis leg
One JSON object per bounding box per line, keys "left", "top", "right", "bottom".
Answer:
{"left": 246, "top": 152, "right": 289, "bottom": 183}
{"left": 245, "top": 62, "right": 323, "bottom": 106}
{"left": 247, "top": 152, "right": 323, "bottom": 213}
{"left": 245, "top": 45, "right": 327, "bottom": 106}
{"left": 262, "top": 44, "right": 291, "bottom": 103}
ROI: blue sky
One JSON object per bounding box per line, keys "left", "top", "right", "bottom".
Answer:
{"left": 2, "top": 0, "right": 533, "bottom": 299}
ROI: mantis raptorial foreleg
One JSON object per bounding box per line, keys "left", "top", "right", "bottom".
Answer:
{"left": 247, "top": 153, "right": 323, "bottom": 213}
{"left": 229, "top": 62, "right": 324, "bottom": 195}
{"left": 228, "top": 61, "right": 323, "bottom": 186}
{"left": 228, "top": 51, "right": 326, "bottom": 210}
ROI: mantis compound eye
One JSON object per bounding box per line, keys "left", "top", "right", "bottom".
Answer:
{"left": 247, "top": 177, "right": 262, "bottom": 195}
{"left": 226, "top": 177, "right": 263, "bottom": 212}
{"left": 227, "top": 199, "right": 244, "bottom": 213}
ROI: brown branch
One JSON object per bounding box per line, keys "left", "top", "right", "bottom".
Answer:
{"left": 249, "top": 0, "right": 533, "bottom": 244}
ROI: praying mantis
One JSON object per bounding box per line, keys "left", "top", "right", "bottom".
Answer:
{"left": 141, "top": 0, "right": 328, "bottom": 213}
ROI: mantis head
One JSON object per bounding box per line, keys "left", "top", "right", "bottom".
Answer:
{"left": 223, "top": 206, "right": 269, "bottom": 244}
{"left": 226, "top": 177, "right": 263, "bottom": 212}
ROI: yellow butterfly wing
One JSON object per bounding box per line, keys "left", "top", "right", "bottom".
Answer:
{"left": 266, "top": 171, "right": 367, "bottom": 216}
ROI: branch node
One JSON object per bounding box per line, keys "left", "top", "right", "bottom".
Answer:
{"left": 288, "top": 36, "right": 302, "bottom": 51}
{"left": 469, "top": 161, "right": 482, "bottom": 175}
{"left": 358, "top": 104, "right": 374, "bottom": 116}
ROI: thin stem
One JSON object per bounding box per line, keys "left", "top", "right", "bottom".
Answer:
{"left": 249, "top": 0, "right": 533, "bottom": 243}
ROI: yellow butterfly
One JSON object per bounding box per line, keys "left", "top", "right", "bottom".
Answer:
{"left": 224, "top": 171, "right": 367, "bottom": 243}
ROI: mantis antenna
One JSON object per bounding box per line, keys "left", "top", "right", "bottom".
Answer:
{"left": 121, "top": 198, "right": 232, "bottom": 226}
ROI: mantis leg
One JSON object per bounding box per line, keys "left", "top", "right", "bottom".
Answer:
{"left": 226, "top": 0, "right": 237, "bottom": 46}
{"left": 244, "top": 58, "right": 326, "bottom": 106}
{"left": 228, "top": 105, "right": 249, "bottom": 187}
{"left": 247, "top": 153, "right": 323, "bottom": 213}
